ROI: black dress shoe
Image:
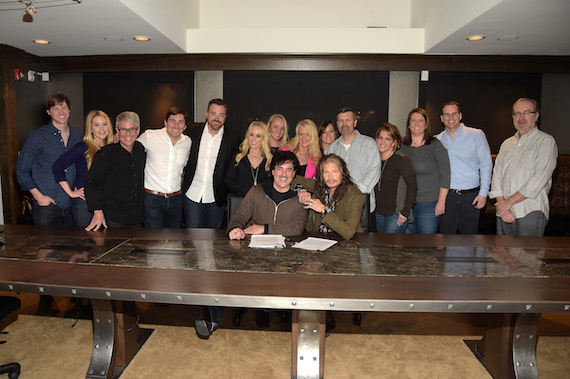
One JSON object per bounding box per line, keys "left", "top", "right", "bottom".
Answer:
{"left": 194, "top": 307, "right": 219, "bottom": 339}
{"left": 255, "top": 310, "right": 270, "bottom": 328}
{"left": 194, "top": 319, "right": 214, "bottom": 339}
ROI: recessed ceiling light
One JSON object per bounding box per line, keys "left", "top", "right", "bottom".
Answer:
{"left": 104, "top": 36, "right": 124, "bottom": 42}
{"left": 133, "top": 36, "right": 150, "bottom": 42}
{"left": 466, "top": 35, "right": 485, "bottom": 41}
{"left": 33, "top": 39, "right": 50, "bottom": 44}
{"left": 497, "top": 35, "right": 519, "bottom": 41}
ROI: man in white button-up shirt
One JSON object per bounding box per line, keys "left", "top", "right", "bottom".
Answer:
{"left": 489, "top": 98, "right": 558, "bottom": 236}
{"left": 182, "top": 99, "right": 240, "bottom": 229}
{"left": 138, "top": 107, "right": 191, "bottom": 228}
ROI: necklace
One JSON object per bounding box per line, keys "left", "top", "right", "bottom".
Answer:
{"left": 377, "top": 159, "right": 389, "bottom": 191}
{"left": 250, "top": 162, "right": 260, "bottom": 186}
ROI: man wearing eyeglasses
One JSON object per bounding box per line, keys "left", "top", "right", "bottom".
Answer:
{"left": 84, "top": 111, "right": 146, "bottom": 230}
{"left": 435, "top": 100, "right": 492, "bottom": 234}
{"left": 489, "top": 98, "right": 557, "bottom": 236}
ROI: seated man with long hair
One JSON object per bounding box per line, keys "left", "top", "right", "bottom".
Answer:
{"left": 296, "top": 154, "right": 364, "bottom": 240}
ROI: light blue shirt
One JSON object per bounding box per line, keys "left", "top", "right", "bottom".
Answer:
{"left": 435, "top": 123, "right": 492, "bottom": 197}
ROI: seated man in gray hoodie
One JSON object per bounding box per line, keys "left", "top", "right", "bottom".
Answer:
{"left": 228, "top": 150, "right": 308, "bottom": 239}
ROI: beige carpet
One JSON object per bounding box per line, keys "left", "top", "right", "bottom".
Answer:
{"left": 1, "top": 295, "right": 569, "bottom": 378}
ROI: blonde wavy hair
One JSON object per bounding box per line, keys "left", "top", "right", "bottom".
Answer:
{"left": 267, "top": 114, "right": 289, "bottom": 148}
{"left": 235, "top": 121, "right": 272, "bottom": 171}
{"left": 83, "top": 110, "right": 114, "bottom": 169}
{"left": 286, "top": 119, "right": 322, "bottom": 164}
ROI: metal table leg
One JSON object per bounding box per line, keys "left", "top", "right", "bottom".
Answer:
{"left": 291, "top": 310, "right": 325, "bottom": 379}
{"left": 473, "top": 313, "right": 541, "bottom": 379}
{"left": 86, "top": 300, "right": 145, "bottom": 379}
{"left": 86, "top": 299, "right": 115, "bottom": 379}
{"left": 512, "top": 313, "right": 540, "bottom": 379}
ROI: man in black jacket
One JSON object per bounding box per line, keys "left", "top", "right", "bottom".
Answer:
{"left": 182, "top": 98, "right": 239, "bottom": 229}
{"left": 85, "top": 111, "right": 146, "bottom": 230}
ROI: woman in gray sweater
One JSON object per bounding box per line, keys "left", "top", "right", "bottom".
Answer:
{"left": 399, "top": 108, "right": 450, "bottom": 234}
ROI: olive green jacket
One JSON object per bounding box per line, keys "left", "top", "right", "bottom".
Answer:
{"left": 293, "top": 177, "right": 364, "bottom": 240}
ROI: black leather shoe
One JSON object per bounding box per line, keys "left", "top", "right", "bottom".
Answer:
{"left": 194, "top": 307, "right": 218, "bottom": 339}
{"left": 255, "top": 310, "right": 270, "bottom": 328}
{"left": 194, "top": 319, "right": 214, "bottom": 339}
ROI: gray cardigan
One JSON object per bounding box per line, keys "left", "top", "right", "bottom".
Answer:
{"left": 399, "top": 138, "right": 450, "bottom": 203}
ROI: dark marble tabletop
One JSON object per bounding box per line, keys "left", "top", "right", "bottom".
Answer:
{"left": 1, "top": 232, "right": 569, "bottom": 279}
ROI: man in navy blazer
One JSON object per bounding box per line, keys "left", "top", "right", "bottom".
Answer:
{"left": 182, "top": 98, "right": 239, "bottom": 229}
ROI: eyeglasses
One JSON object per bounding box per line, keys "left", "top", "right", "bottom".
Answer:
{"left": 118, "top": 127, "right": 139, "bottom": 134}
{"left": 512, "top": 110, "right": 537, "bottom": 118}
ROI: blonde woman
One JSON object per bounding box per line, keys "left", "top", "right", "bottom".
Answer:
{"left": 225, "top": 121, "right": 273, "bottom": 196}
{"left": 282, "top": 119, "right": 322, "bottom": 178}
{"left": 52, "top": 110, "right": 114, "bottom": 226}
{"left": 267, "top": 114, "right": 289, "bottom": 154}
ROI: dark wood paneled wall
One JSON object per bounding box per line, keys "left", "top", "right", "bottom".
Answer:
{"left": 41, "top": 54, "right": 570, "bottom": 74}
{"left": 0, "top": 45, "right": 43, "bottom": 224}
{"left": 2, "top": 45, "right": 569, "bottom": 224}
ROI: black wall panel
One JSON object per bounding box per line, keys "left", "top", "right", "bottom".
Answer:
{"left": 420, "top": 72, "right": 542, "bottom": 153}
{"left": 84, "top": 71, "right": 194, "bottom": 132}
{"left": 224, "top": 71, "right": 389, "bottom": 139}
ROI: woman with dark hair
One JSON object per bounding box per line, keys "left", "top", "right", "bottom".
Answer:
{"left": 399, "top": 108, "right": 450, "bottom": 234}
{"left": 52, "top": 110, "right": 114, "bottom": 226}
{"left": 318, "top": 120, "right": 339, "bottom": 152}
{"left": 296, "top": 154, "right": 364, "bottom": 240}
{"left": 373, "top": 123, "right": 417, "bottom": 233}
{"left": 225, "top": 121, "right": 272, "bottom": 196}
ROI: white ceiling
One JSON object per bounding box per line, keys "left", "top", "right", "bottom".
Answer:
{"left": 0, "top": 0, "right": 568, "bottom": 57}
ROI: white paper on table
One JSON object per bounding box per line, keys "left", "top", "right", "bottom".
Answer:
{"left": 248, "top": 234, "right": 286, "bottom": 248}
{"left": 292, "top": 237, "right": 337, "bottom": 251}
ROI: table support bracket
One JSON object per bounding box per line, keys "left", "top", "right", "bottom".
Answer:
{"left": 291, "top": 310, "right": 325, "bottom": 379}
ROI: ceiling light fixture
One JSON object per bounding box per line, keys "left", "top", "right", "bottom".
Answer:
{"left": 466, "top": 35, "right": 485, "bottom": 41}
{"left": 104, "top": 36, "right": 124, "bottom": 42}
{"left": 25, "top": 2, "right": 36, "bottom": 14}
{"left": 133, "top": 36, "right": 151, "bottom": 42}
{"left": 33, "top": 39, "right": 50, "bottom": 44}
{"left": 15, "top": 0, "right": 82, "bottom": 23}
{"left": 497, "top": 35, "right": 519, "bottom": 41}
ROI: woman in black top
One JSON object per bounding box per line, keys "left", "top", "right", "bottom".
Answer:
{"left": 374, "top": 123, "right": 417, "bottom": 233}
{"left": 225, "top": 121, "right": 272, "bottom": 196}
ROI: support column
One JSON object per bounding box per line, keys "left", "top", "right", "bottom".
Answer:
{"left": 291, "top": 310, "right": 325, "bottom": 379}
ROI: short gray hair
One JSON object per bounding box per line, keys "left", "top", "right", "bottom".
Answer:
{"left": 116, "top": 111, "right": 140, "bottom": 129}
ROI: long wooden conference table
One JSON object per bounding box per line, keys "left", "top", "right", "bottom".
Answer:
{"left": 0, "top": 225, "right": 569, "bottom": 378}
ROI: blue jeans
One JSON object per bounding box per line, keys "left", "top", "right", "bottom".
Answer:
{"left": 144, "top": 193, "right": 183, "bottom": 228}
{"left": 406, "top": 201, "right": 439, "bottom": 234}
{"left": 70, "top": 197, "right": 92, "bottom": 227}
{"left": 32, "top": 201, "right": 73, "bottom": 226}
{"left": 183, "top": 196, "right": 225, "bottom": 229}
{"left": 375, "top": 211, "right": 408, "bottom": 233}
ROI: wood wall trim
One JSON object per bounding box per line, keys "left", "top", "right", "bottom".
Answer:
{"left": 0, "top": 45, "right": 43, "bottom": 224}
{"left": 41, "top": 53, "right": 570, "bottom": 74}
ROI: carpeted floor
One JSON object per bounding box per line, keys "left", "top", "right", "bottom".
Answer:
{"left": 1, "top": 294, "right": 569, "bottom": 378}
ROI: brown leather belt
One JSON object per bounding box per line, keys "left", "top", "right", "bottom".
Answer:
{"left": 144, "top": 189, "right": 182, "bottom": 198}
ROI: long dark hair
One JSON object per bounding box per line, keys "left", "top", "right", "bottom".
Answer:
{"left": 403, "top": 108, "right": 434, "bottom": 146}
{"left": 314, "top": 154, "right": 355, "bottom": 204}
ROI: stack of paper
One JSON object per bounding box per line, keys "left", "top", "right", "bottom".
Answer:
{"left": 292, "top": 237, "right": 337, "bottom": 251}
{"left": 248, "top": 234, "right": 286, "bottom": 248}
